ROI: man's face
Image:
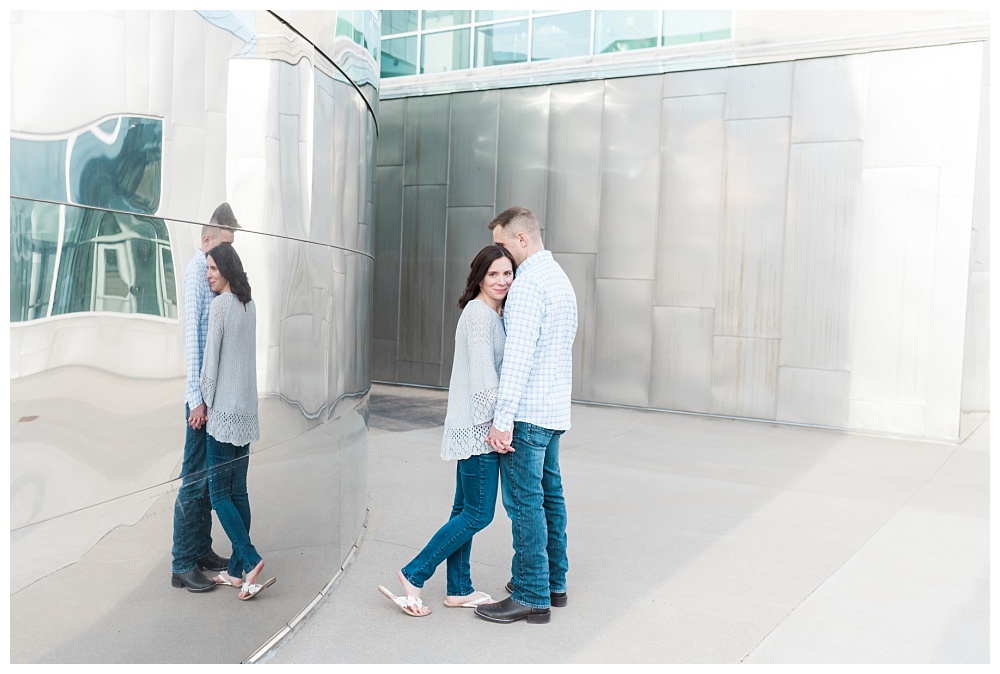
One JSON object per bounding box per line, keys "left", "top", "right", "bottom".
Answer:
{"left": 492, "top": 227, "right": 525, "bottom": 266}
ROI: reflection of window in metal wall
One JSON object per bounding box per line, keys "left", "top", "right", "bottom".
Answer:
{"left": 9, "top": 116, "right": 177, "bottom": 322}
{"left": 380, "top": 9, "right": 732, "bottom": 79}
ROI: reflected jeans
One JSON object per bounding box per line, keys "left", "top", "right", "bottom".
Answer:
{"left": 500, "top": 422, "right": 568, "bottom": 609}
{"left": 207, "top": 436, "right": 261, "bottom": 578}
{"left": 171, "top": 404, "right": 215, "bottom": 574}
{"left": 402, "top": 451, "right": 499, "bottom": 596}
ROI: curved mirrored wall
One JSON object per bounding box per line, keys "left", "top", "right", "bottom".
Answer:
{"left": 10, "top": 10, "right": 378, "bottom": 663}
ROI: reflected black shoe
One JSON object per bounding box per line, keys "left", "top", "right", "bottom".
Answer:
{"left": 476, "top": 597, "right": 551, "bottom": 624}
{"left": 505, "top": 580, "right": 568, "bottom": 607}
{"left": 197, "top": 550, "right": 230, "bottom": 572}
{"left": 171, "top": 569, "right": 216, "bottom": 592}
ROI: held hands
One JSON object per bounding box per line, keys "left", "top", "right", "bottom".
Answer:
{"left": 487, "top": 424, "right": 514, "bottom": 453}
{"left": 188, "top": 402, "right": 208, "bottom": 430}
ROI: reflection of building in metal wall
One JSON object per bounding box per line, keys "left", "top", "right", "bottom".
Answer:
{"left": 9, "top": 10, "right": 378, "bottom": 663}
{"left": 373, "top": 10, "right": 990, "bottom": 443}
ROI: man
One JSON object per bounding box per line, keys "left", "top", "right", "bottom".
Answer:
{"left": 171, "top": 202, "right": 240, "bottom": 592}
{"left": 476, "top": 206, "right": 578, "bottom": 625}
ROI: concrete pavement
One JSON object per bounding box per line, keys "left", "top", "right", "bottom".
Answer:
{"left": 261, "top": 383, "right": 989, "bottom": 664}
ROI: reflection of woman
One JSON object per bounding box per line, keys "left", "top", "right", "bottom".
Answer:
{"left": 199, "top": 242, "right": 274, "bottom": 601}
{"left": 379, "top": 244, "right": 516, "bottom": 617}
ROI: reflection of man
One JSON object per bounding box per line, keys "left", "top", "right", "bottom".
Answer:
{"left": 476, "top": 206, "right": 578, "bottom": 625}
{"left": 171, "top": 203, "right": 240, "bottom": 592}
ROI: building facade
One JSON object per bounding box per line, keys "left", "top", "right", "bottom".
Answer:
{"left": 9, "top": 9, "right": 378, "bottom": 662}
{"left": 372, "top": 10, "right": 990, "bottom": 442}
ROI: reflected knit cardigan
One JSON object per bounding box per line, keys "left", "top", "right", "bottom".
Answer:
{"left": 201, "top": 292, "right": 260, "bottom": 446}
{"left": 441, "top": 299, "right": 506, "bottom": 461}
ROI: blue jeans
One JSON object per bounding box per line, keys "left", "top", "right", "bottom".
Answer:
{"left": 171, "top": 404, "right": 215, "bottom": 574}
{"left": 402, "top": 451, "right": 499, "bottom": 596}
{"left": 207, "top": 436, "right": 261, "bottom": 578}
{"left": 500, "top": 422, "right": 568, "bottom": 609}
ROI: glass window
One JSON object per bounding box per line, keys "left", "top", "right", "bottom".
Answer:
{"left": 476, "top": 20, "right": 529, "bottom": 67}
{"left": 594, "top": 10, "right": 659, "bottom": 54}
{"left": 381, "top": 36, "right": 418, "bottom": 78}
{"left": 475, "top": 10, "right": 528, "bottom": 23}
{"left": 382, "top": 10, "right": 418, "bottom": 36}
{"left": 422, "top": 10, "right": 471, "bottom": 30}
{"left": 422, "top": 28, "right": 471, "bottom": 74}
{"left": 663, "top": 10, "right": 731, "bottom": 46}
{"left": 531, "top": 11, "right": 590, "bottom": 62}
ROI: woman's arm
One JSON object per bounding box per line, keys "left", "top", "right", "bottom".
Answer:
{"left": 464, "top": 304, "right": 500, "bottom": 426}
{"left": 200, "top": 296, "right": 227, "bottom": 409}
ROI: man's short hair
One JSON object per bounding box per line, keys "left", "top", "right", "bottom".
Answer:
{"left": 487, "top": 206, "right": 539, "bottom": 237}
{"left": 203, "top": 202, "right": 241, "bottom": 239}
{"left": 209, "top": 202, "right": 240, "bottom": 229}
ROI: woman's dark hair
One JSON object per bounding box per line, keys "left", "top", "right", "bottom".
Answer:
{"left": 458, "top": 244, "right": 516, "bottom": 309}
{"left": 207, "top": 242, "right": 252, "bottom": 306}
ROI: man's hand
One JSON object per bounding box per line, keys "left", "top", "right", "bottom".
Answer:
{"left": 487, "top": 424, "right": 514, "bottom": 454}
{"left": 188, "top": 402, "right": 208, "bottom": 430}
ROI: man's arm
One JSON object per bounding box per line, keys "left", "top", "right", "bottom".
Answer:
{"left": 183, "top": 258, "right": 207, "bottom": 427}
{"left": 490, "top": 278, "right": 544, "bottom": 439}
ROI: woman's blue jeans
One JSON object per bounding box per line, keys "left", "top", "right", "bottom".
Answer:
{"left": 402, "top": 451, "right": 499, "bottom": 596}
{"left": 207, "top": 436, "right": 261, "bottom": 578}
{"left": 500, "top": 422, "right": 568, "bottom": 609}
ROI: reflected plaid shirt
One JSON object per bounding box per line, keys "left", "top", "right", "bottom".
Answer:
{"left": 184, "top": 250, "right": 215, "bottom": 409}
{"left": 493, "top": 250, "right": 578, "bottom": 432}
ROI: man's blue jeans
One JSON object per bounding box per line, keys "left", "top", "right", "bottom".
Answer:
{"left": 171, "top": 404, "right": 215, "bottom": 574}
{"left": 402, "top": 451, "right": 499, "bottom": 596}
{"left": 500, "top": 422, "right": 568, "bottom": 609}
{"left": 207, "top": 436, "right": 261, "bottom": 578}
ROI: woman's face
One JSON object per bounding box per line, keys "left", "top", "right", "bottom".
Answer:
{"left": 206, "top": 255, "right": 230, "bottom": 294}
{"left": 480, "top": 256, "right": 514, "bottom": 305}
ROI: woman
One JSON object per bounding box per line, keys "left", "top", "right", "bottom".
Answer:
{"left": 198, "top": 242, "right": 274, "bottom": 601}
{"left": 378, "top": 244, "right": 516, "bottom": 617}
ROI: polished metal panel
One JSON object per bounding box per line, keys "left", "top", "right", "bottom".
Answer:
{"left": 716, "top": 117, "right": 790, "bottom": 340}
{"left": 496, "top": 86, "right": 552, "bottom": 221}
{"left": 780, "top": 141, "right": 863, "bottom": 372}
{"left": 373, "top": 165, "right": 404, "bottom": 382}
{"left": 374, "top": 41, "right": 988, "bottom": 442}
{"left": 597, "top": 75, "right": 663, "bottom": 281}
{"left": 591, "top": 279, "right": 654, "bottom": 407}
{"left": 377, "top": 98, "right": 406, "bottom": 167}
{"left": 403, "top": 95, "right": 451, "bottom": 186}
{"left": 553, "top": 252, "right": 598, "bottom": 401}
{"left": 448, "top": 90, "right": 500, "bottom": 207}
{"left": 10, "top": 9, "right": 378, "bottom": 663}
{"left": 545, "top": 80, "right": 604, "bottom": 255}
{"left": 649, "top": 306, "right": 715, "bottom": 412}
{"left": 960, "top": 43, "right": 990, "bottom": 437}
{"left": 711, "top": 336, "right": 779, "bottom": 419}
{"left": 850, "top": 167, "right": 940, "bottom": 426}
{"left": 776, "top": 366, "right": 850, "bottom": 427}
{"left": 397, "top": 184, "right": 447, "bottom": 368}
{"left": 664, "top": 67, "right": 728, "bottom": 97}
{"left": 655, "top": 92, "right": 725, "bottom": 309}
{"left": 724, "top": 61, "right": 794, "bottom": 120}
{"left": 791, "top": 54, "right": 868, "bottom": 143}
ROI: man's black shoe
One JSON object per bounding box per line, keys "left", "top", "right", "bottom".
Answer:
{"left": 171, "top": 569, "right": 216, "bottom": 592}
{"left": 505, "top": 580, "right": 568, "bottom": 607}
{"left": 476, "top": 597, "right": 551, "bottom": 624}
{"left": 197, "top": 550, "right": 230, "bottom": 572}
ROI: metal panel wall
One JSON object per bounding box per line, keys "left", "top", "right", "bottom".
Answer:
{"left": 10, "top": 9, "right": 378, "bottom": 663}
{"left": 373, "top": 41, "right": 988, "bottom": 443}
